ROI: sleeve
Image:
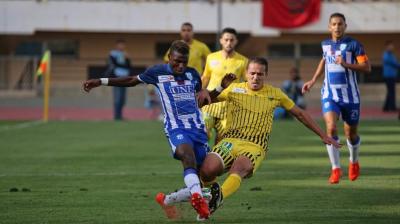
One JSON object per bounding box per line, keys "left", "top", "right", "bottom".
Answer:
{"left": 216, "top": 84, "right": 233, "bottom": 102}
{"left": 239, "top": 57, "right": 248, "bottom": 81}
{"left": 354, "top": 41, "right": 369, "bottom": 64}
{"left": 278, "top": 89, "right": 296, "bottom": 110}
{"left": 163, "top": 49, "right": 170, "bottom": 63}
{"left": 202, "top": 55, "right": 212, "bottom": 78}
{"left": 202, "top": 44, "right": 211, "bottom": 58}
{"left": 137, "top": 66, "right": 158, "bottom": 85}
{"left": 193, "top": 70, "right": 202, "bottom": 92}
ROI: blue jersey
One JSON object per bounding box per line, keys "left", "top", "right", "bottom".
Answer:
{"left": 321, "top": 36, "right": 368, "bottom": 104}
{"left": 138, "top": 64, "right": 206, "bottom": 133}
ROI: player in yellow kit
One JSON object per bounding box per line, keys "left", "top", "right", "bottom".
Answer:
{"left": 200, "top": 57, "right": 341, "bottom": 215}
{"left": 201, "top": 27, "right": 248, "bottom": 143}
{"left": 164, "top": 22, "right": 210, "bottom": 74}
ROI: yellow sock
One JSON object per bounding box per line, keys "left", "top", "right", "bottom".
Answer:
{"left": 221, "top": 173, "right": 242, "bottom": 199}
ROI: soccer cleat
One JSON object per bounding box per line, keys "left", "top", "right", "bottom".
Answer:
{"left": 208, "top": 182, "right": 223, "bottom": 214}
{"left": 155, "top": 192, "right": 180, "bottom": 220}
{"left": 329, "top": 168, "right": 342, "bottom": 184}
{"left": 349, "top": 162, "right": 360, "bottom": 181}
{"left": 191, "top": 192, "right": 210, "bottom": 220}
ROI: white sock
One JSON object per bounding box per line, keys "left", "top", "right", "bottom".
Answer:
{"left": 164, "top": 187, "right": 191, "bottom": 205}
{"left": 326, "top": 137, "right": 341, "bottom": 169}
{"left": 183, "top": 168, "right": 202, "bottom": 195}
{"left": 347, "top": 137, "right": 360, "bottom": 163}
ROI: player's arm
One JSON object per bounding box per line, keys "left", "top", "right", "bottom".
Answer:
{"left": 208, "top": 73, "right": 236, "bottom": 102}
{"left": 83, "top": 76, "right": 141, "bottom": 92}
{"left": 336, "top": 56, "right": 371, "bottom": 73}
{"left": 302, "top": 58, "right": 325, "bottom": 94}
{"left": 288, "top": 106, "right": 341, "bottom": 148}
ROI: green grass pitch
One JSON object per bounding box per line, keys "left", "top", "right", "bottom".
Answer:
{"left": 0, "top": 120, "right": 399, "bottom": 223}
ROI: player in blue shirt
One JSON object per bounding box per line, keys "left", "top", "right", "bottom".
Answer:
{"left": 83, "top": 40, "right": 211, "bottom": 219}
{"left": 302, "top": 13, "right": 371, "bottom": 184}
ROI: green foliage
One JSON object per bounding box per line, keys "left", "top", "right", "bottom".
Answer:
{"left": 0, "top": 120, "right": 399, "bottom": 223}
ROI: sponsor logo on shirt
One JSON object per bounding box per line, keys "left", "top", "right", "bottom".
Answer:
{"left": 232, "top": 87, "right": 246, "bottom": 93}
{"left": 158, "top": 75, "right": 175, "bottom": 83}
{"left": 210, "top": 60, "right": 220, "bottom": 68}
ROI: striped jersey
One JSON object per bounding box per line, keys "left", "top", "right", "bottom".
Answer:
{"left": 217, "top": 82, "right": 295, "bottom": 151}
{"left": 138, "top": 64, "right": 206, "bottom": 133}
{"left": 321, "top": 36, "right": 368, "bottom": 104}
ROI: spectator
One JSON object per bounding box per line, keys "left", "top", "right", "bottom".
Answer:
{"left": 382, "top": 40, "right": 399, "bottom": 112}
{"left": 275, "top": 67, "right": 306, "bottom": 119}
{"left": 106, "top": 39, "right": 132, "bottom": 120}
{"left": 144, "top": 85, "right": 162, "bottom": 121}
{"left": 164, "top": 22, "right": 211, "bottom": 75}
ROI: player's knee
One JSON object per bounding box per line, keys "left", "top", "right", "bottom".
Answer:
{"left": 200, "top": 156, "right": 223, "bottom": 181}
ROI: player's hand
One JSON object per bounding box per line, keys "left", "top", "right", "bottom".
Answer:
{"left": 301, "top": 80, "right": 315, "bottom": 94}
{"left": 322, "top": 136, "right": 342, "bottom": 148}
{"left": 83, "top": 79, "right": 101, "bottom": 92}
{"left": 221, "top": 73, "right": 237, "bottom": 89}
{"left": 335, "top": 55, "right": 347, "bottom": 67}
{"left": 197, "top": 89, "right": 211, "bottom": 108}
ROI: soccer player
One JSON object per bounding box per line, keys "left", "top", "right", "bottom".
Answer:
{"left": 164, "top": 22, "right": 211, "bottom": 75}
{"left": 302, "top": 13, "right": 371, "bottom": 184}
{"left": 83, "top": 40, "right": 211, "bottom": 219}
{"left": 201, "top": 27, "right": 248, "bottom": 143}
{"left": 159, "top": 57, "right": 340, "bottom": 219}
{"left": 198, "top": 57, "right": 340, "bottom": 214}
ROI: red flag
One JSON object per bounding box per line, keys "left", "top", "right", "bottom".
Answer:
{"left": 262, "top": 0, "right": 321, "bottom": 29}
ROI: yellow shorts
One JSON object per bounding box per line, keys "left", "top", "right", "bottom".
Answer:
{"left": 202, "top": 102, "right": 227, "bottom": 137}
{"left": 211, "top": 138, "right": 266, "bottom": 176}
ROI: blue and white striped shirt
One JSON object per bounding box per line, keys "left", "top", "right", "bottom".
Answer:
{"left": 138, "top": 64, "right": 206, "bottom": 133}
{"left": 321, "top": 36, "right": 368, "bottom": 104}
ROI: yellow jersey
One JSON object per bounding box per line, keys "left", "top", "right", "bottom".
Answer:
{"left": 164, "top": 39, "right": 211, "bottom": 74}
{"left": 203, "top": 51, "right": 248, "bottom": 91}
{"left": 217, "top": 82, "right": 295, "bottom": 151}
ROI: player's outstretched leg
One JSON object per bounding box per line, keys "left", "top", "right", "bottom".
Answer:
{"left": 155, "top": 192, "right": 180, "bottom": 220}
{"left": 208, "top": 182, "right": 223, "bottom": 214}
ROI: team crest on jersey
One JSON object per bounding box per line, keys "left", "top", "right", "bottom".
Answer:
{"left": 185, "top": 72, "right": 193, "bottom": 80}
{"left": 232, "top": 87, "right": 246, "bottom": 93}
{"left": 158, "top": 75, "right": 174, "bottom": 83}
{"left": 340, "top": 44, "right": 347, "bottom": 51}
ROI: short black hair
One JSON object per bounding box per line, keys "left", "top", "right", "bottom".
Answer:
{"left": 247, "top": 57, "right": 268, "bottom": 73}
{"left": 221, "top": 27, "right": 238, "bottom": 38}
{"left": 169, "top": 40, "right": 190, "bottom": 56}
{"left": 329, "top": 12, "right": 346, "bottom": 23}
{"left": 181, "top": 22, "right": 193, "bottom": 29}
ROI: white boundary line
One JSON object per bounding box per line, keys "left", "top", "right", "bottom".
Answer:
{"left": 0, "top": 120, "right": 44, "bottom": 132}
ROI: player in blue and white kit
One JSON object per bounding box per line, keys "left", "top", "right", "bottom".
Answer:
{"left": 83, "top": 40, "right": 211, "bottom": 219}
{"left": 302, "top": 13, "right": 371, "bottom": 184}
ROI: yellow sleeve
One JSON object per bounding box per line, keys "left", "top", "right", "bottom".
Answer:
{"left": 202, "top": 44, "right": 211, "bottom": 58}
{"left": 216, "top": 84, "right": 233, "bottom": 102}
{"left": 202, "top": 55, "right": 212, "bottom": 78}
{"left": 240, "top": 57, "right": 248, "bottom": 81}
{"left": 278, "top": 89, "right": 295, "bottom": 110}
{"left": 163, "top": 49, "right": 170, "bottom": 63}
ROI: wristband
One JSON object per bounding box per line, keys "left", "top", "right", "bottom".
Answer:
{"left": 215, "top": 85, "right": 223, "bottom": 93}
{"left": 100, "top": 78, "right": 109, "bottom": 86}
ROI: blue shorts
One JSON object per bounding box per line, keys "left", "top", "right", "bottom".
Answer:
{"left": 167, "top": 129, "right": 210, "bottom": 167}
{"left": 322, "top": 99, "right": 360, "bottom": 125}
